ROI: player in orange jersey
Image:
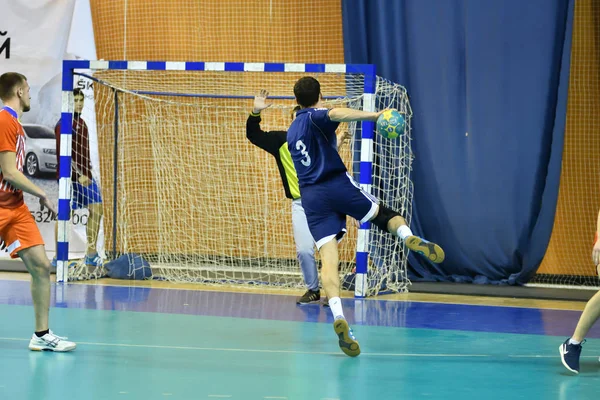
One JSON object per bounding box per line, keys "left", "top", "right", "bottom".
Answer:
{"left": 0, "top": 72, "right": 75, "bottom": 351}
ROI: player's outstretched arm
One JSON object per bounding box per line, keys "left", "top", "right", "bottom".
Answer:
{"left": 329, "top": 108, "right": 385, "bottom": 123}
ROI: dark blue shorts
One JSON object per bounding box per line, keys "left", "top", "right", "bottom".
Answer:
{"left": 72, "top": 179, "right": 102, "bottom": 210}
{"left": 300, "top": 172, "right": 378, "bottom": 249}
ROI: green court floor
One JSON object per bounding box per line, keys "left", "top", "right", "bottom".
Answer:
{"left": 1, "top": 303, "right": 599, "bottom": 400}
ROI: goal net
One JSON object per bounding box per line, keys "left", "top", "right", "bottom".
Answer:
{"left": 534, "top": 0, "right": 600, "bottom": 288}
{"left": 59, "top": 61, "right": 413, "bottom": 297}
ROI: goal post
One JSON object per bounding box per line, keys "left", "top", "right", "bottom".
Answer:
{"left": 355, "top": 65, "right": 376, "bottom": 298}
{"left": 58, "top": 60, "right": 413, "bottom": 297}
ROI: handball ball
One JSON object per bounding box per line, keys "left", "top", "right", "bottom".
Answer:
{"left": 376, "top": 109, "right": 405, "bottom": 139}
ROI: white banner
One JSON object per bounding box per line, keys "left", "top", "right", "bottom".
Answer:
{"left": 0, "top": 0, "right": 102, "bottom": 260}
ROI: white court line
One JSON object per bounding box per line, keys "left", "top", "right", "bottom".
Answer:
{"left": 0, "top": 337, "right": 490, "bottom": 357}
{"left": 1, "top": 337, "right": 588, "bottom": 359}
{"left": 509, "top": 355, "right": 600, "bottom": 358}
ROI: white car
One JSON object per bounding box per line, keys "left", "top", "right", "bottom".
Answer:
{"left": 22, "top": 124, "right": 57, "bottom": 177}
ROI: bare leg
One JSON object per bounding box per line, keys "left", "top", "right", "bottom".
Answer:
{"left": 86, "top": 203, "right": 103, "bottom": 256}
{"left": 572, "top": 290, "right": 600, "bottom": 342}
{"left": 370, "top": 207, "right": 445, "bottom": 263}
{"left": 368, "top": 206, "right": 408, "bottom": 234}
{"left": 18, "top": 245, "right": 51, "bottom": 332}
{"left": 319, "top": 238, "right": 360, "bottom": 357}
{"left": 319, "top": 239, "right": 340, "bottom": 300}
{"left": 559, "top": 290, "right": 600, "bottom": 373}
{"left": 22, "top": 244, "right": 77, "bottom": 352}
{"left": 387, "top": 215, "right": 408, "bottom": 233}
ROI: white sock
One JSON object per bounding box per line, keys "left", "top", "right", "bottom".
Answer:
{"left": 328, "top": 297, "right": 345, "bottom": 320}
{"left": 397, "top": 225, "right": 413, "bottom": 240}
{"left": 568, "top": 338, "right": 581, "bottom": 345}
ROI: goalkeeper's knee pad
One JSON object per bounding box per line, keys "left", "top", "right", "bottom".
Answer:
{"left": 370, "top": 205, "right": 399, "bottom": 231}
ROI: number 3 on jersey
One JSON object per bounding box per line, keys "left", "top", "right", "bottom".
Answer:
{"left": 296, "top": 140, "right": 311, "bottom": 167}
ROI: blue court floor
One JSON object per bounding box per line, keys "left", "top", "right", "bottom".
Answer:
{"left": 0, "top": 278, "right": 599, "bottom": 400}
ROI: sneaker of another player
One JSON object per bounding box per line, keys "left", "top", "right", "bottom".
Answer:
{"left": 85, "top": 253, "right": 103, "bottom": 268}
{"left": 333, "top": 317, "right": 360, "bottom": 357}
{"left": 559, "top": 338, "right": 583, "bottom": 374}
{"left": 322, "top": 297, "right": 330, "bottom": 308}
{"left": 405, "top": 236, "right": 445, "bottom": 263}
{"left": 29, "top": 331, "right": 76, "bottom": 352}
{"left": 296, "top": 289, "right": 321, "bottom": 305}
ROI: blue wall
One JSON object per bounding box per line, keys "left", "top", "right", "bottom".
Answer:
{"left": 343, "top": 0, "right": 574, "bottom": 284}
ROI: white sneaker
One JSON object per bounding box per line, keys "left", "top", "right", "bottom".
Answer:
{"left": 28, "top": 331, "right": 76, "bottom": 352}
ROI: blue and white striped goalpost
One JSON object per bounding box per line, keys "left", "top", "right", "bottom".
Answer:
{"left": 56, "top": 62, "right": 75, "bottom": 285}
{"left": 58, "top": 60, "right": 377, "bottom": 297}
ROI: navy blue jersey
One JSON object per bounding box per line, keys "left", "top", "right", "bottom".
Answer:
{"left": 287, "top": 108, "right": 345, "bottom": 187}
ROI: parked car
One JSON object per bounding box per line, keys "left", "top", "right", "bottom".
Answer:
{"left": 22, "top": 124, "right": 57, "bottom": 177}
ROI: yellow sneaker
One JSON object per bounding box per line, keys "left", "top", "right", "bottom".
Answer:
{"left": 405, "top": 235, "right": 445, "bottom": 263}
{"left": 333, "top": 318, "right": 360, "bottom": 357}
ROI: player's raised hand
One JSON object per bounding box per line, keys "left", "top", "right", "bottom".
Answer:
{"left": 337, "top": 130, "right": 352, "bottom": 148}
{"left": 593, "top": 239, "right": 600, "bottom": 268}
{"left": 253, "top": 89, "right": 272, "bottom": 114}
{"left": 376, "top": 108, "right": 395, "bottom": 118}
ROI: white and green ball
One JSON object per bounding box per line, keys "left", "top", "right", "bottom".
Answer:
{"left": 376, "top": 109, "right": 405, "bottom": 139}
